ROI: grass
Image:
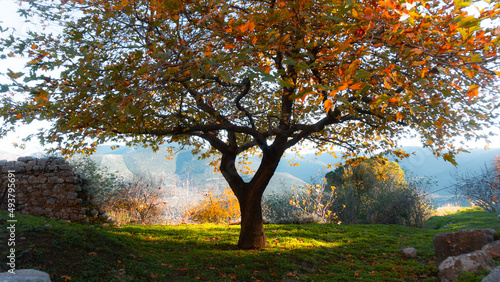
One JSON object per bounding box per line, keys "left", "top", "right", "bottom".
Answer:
{"left": 1, "top": 207, "right": 499, "bottom": 281}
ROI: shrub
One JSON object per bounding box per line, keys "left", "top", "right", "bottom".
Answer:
{"left": 262, "top": 192, "right": 314, "bottom": 224}
{"left": 450, "top": 155, "right": 500, "bottom": 213}
{"left": 186, "top": 187, "right": 240, "bottom": 224}
{"left": 106, "top": 173, "right": 167, "bottom": 224}
{"left": 289, "top": 180, "right": 338, "bottom": 224}
{"left": 324, "top": 156, "right": 432, "bottom": 227}
{"left": 70, "top": 155, "right": 168, "bottom": 224}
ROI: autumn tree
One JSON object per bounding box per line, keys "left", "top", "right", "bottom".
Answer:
{"left": 1, "top": 0, "right": 499, "bottom": 249}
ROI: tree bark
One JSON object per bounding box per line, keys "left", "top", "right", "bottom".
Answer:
{"left": 237, "top": 189, "right": 267, "bottom": 249}
{"left": 220, "top": 147, "right": 282, "bottom": 249}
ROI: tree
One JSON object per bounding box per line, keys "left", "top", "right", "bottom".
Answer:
{"left": 325, "top": 156, "right": 431, "bottom": 226}
{"left": 1, "top": 0, "right": 499, "bottom": 249}
{"left": 451, "top": 155, "right": 500, "bottom": 213}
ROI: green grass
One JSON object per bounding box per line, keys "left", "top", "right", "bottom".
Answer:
{"left": 1, "top": 208, "right": 498, "bottom": 281}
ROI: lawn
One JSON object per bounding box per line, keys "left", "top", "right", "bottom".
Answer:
{"left": 1, "top": 208, "right": 499, "bottom": 281}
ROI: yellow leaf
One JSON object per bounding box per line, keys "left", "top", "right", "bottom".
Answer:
{"left": 494, "top": 71, "right": 500, "bottom": 77}
{"left": 352, "top": 9, "right": 358, "bottom": 18}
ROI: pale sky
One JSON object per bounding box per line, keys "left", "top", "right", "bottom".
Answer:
{"left": 0, "top": 0, "right": 499, "bottom": 159}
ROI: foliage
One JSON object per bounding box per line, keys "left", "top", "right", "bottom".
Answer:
{"left": 290, "top": 179, "right": 338, "bottom": 224}
{"left": 450, "top": 155, "right": 500, "bottom": 213}
{"left": 69, "top": 155, "right": 122, "bottom": 208}
{"left": 325, "top": 156, "right": 432, "bottom": 227}
{"left": 107, "top": 173, "right": 167, "bottom": 225}
{"left": 1, "top": 0, "right": 499, "bottom": 248}
{"left": 70, "top": 156, "right": 167, "bottom": 224}
{"left": 186, "top": 187, "right": 240, "bottom": 224}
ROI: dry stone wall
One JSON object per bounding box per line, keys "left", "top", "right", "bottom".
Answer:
{"left": 0, "top": 156, "right": 92, "bottom": 221}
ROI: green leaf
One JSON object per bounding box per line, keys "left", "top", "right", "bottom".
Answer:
{"left": 355, "top": 69, "right": 372, "bottom": 80}
{"left": 0, "top": 85, "right": 9, "bottom": 93}
{"left": 282, "top": 57, "right": 297, "bottom": 66}
{"left": 6, "top": 69, "right": 23, "bottom": 80}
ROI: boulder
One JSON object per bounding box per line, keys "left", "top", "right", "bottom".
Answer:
{"left": 483, "top": 241, "right": 500, "bottom": 261}
{"left": 433, "top": 229, "right": 496, "bottom": 265}
{"left": 482, "top": 265, "right": 500, "bottom": 282}
{"left": 438, "top": 250, "right": 495, "bottom": 282}
{"left": 401, "top": 247, "right": 418, "bottom": 258}
{"left": 0, "top": 269, "right": 51, "bottom": 281}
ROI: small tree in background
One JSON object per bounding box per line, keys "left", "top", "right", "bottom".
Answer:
{"left": 325, "top": 156, "right": 431, "bottom": 227}
{"left": 451, "top": 155, "right": 500, "bottom": 213}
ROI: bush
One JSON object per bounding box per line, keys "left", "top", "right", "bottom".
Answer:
{"left": 324, "top": 156, "right": 432, "bottom": 227}
{"left": 186, "top": 187, "right": 240, "bottom": 224}
{"left": 289, "top": 180, "right": 338, "bottom": 224}
{"left": 106, "top": 173, "right": 167, "bottom": 224}
{"left": 70, "top": 155, "right": 168, "bottom": 224}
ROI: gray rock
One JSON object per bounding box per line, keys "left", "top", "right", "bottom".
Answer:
{"left": 482, "top": 265, "right": 500, "bottom": 282}
{"left": 438, "top": 250, "right": 495, "bottom": 282}
{"left": 401, "top": 247, "right": 418, "bottom": 258}
{"left": 433, "top": 229, "right": 496, "bottom": 265}
{"left": 17, "top": 156, "right": 36, "bottom": 162}
{"left": 0, "top": 269, "right": 51, "bottom": 281}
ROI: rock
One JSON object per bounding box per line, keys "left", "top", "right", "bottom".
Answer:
{"left": 401, "top": 247, "right": 418, "bottom": 258}
{"left": 433, "top": 229, "right": 496, "bottom": 265}
{"left": 438, "top": 250, "right": 495, "bottom": 282}
{"left": 482, "top": 265, "right": 500, "bottom": 282}
{"left": 90, "top": 209, "right": 99, "bottom": 217}
{"left": 497, "top": 214, "right": 500, "bottom": 223}
{"left": 483, "top": 241, "right": 500, "bottom": 261}
{"left": 0, "top": 269, "right": 51, "bottom": 281}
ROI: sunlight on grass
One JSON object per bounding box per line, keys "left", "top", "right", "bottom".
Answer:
{"left": 1, "top": 207, "right": 499, "bottom": 281}
{"left": 432, "top": 203, "right": 464, "bottom": 216}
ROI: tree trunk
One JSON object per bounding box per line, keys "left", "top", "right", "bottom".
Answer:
{"left": 237, "top": 190, "right": 267, "bottom": 249}
{"left": 220, "top": 147, "right": 284, "bottom": 249}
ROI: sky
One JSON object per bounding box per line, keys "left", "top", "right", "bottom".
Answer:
{"left": 0, "top": 0, "right": 499, "bottom": 159}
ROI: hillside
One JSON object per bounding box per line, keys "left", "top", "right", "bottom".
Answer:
{"left": 2, "top": 144, "right": 499, "bottom": 205}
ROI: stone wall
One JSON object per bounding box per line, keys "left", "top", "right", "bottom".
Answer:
{"left": 0, "top": 156, "right": 90, "bottom": 221}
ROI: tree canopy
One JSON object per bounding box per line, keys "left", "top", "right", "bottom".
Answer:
{"left": 1, "top": 0, "right": 500, "bottom": 249}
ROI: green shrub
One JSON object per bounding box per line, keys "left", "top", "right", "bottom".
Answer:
{"left": 324, "top": 156, "right": 432, "bottom": 227}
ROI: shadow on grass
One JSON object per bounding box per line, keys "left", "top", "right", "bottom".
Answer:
{"left": 1, "top": 212, "right": 440, "bottom": 281}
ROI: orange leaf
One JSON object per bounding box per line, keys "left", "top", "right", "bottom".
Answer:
{"left": 324, "top": 99, "right": 333, "bottom": 112}
{"left": 239, "top": 21, "right": 255, "bottom": 33}
{"left": 224, "top": 43, "right": 237, "bottom": 50}
{"left": 349, "top": 82, "right": 364, "bottom": 90}
{"left": 337, "top": 83, "right": 349, "bottom": 91}
{"left": 379, "top": 0, "right": 395, "bottom": 9}
{"left": 466, "top": 85, "right": 479, "bottom": 102}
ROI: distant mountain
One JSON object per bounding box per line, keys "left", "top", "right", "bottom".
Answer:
{"left": 32, "top": 144, "right": 500, "bottom": 206}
